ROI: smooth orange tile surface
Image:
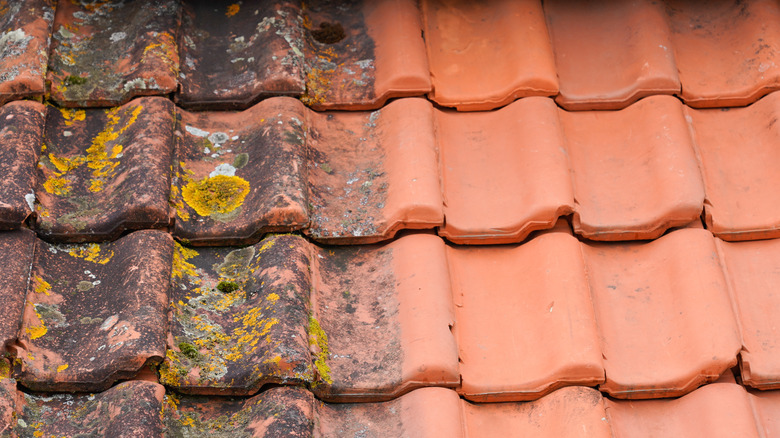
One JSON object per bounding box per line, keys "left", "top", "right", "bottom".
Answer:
{"left": 583, "top": 228, "right": 741, "bottom": 398}
{"left": 687, "top": 92, "right": 780, "bottom": 241}
{"left": 545, "top": 0, "right": 679, "bottom": 110}
{"left": 749, "top": 389, "right": 780, "bottom": 436}
{"left": 449, "top": 228, "right": 603, "bottom": 402}
{"left": 563, "top": 95, "right": 705, "bottom": 240}
{"left": 437, "top": 97, "right": 574, "bottom": 244}
{"left": 422, "top": 0, "right": 558, "bottom": 110}
{"left": 667, "top": 0, "right": 780, "bottom": 108}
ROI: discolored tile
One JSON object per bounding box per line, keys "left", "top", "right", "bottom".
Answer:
{"left": 0, "top": 230, "right": 36, "bottom": 353}
{"left": 0, "top": 0, "right": 55, "bottom": 105}
{"left": 301, "top": 0, "right": 430, "bottom": 110}
{"left": 583, "top": 228, "right": 741, "bottom": 398}
{"left": 13, "top": 230, "right": 172, "bottom": 392}
{"left": 14, "top": 380, "right": 165, "bottom": 437}
{"left": 36, "top": 97, "right": 174, "bottom": 242}
{"left": 0, "top": 100, "right": 44, "bottom": 229}
{"left": 544, "top": 0, "right": 679, "bottom": 110}
{"left": 306, "top": 98, "right": 442, "bottom": 244}
{"left": 687, "top": 92, "right": 780, "bottom": 241}
{"left": 449, "top": 226, "right": 604, "bottom": 402}
{"left": 422, "top": 0, "right": 558, "bottom": 110}
{"left": 0, "top": 377, "right": 16, "bottom": 436}
{"left": 163, "top": 387, "right": 314, "bottom": 437}
{"left": 176, "top": 0, "right": 306, "bottom": 110}
{"left": 562, "top": 95, "right": 705, "bottom": 240}
{"left": 47, "top": 0, "right": 180, "bottom": 107}
{"left": 172, "top": 98, "right": 308, "bottom": 245}
{"left": 161, "top": 234, "right": 313, "bottom": 395}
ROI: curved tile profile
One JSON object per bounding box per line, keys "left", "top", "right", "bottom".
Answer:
{"left": 47, "top": 0, "right": 180, "bottom": 107}
{"left": 0, "top": 230, "right": 36, "bottom": 352}
{"left": 667, "top": 0, "right": 780, "bottom": 108}
{"left": 301, "top": 0, "right": 430, "bottom": 110}
{"left": 437, "top": 97, "right": 574, "bottom": 244}
{"left": 606, "top": 383, "right": 761, "bottom": 437}
{"left": 161, "top": 235, "right": 313, "bottom": 395}
{"left": 545, "top": 0, "right": 679, "bottom": 110}
{"left": 13, "top": 230, "right": 172, "bottom": 392}
{"left": 306, "top": 98, "right": 442, "bottom": 244}
{"left": 173, "top": 98, "right": 308, "bottom": 245}
{"left": 449, "top": 226, "right": 604, "bottom": 402}
{"left": 750, "top": 389, "right": 780, "bottom": 436}
{"left": 563, "top": 95, "right": 705, "bottom": 240}
{"left": 687, "top": 92, "right": 780, "bottom": 241}
{"left": 0, "top": 101, "right": 44, "bottom": 229}
{"left": 422, "top": 0, "right": 557, "bottom": 111}
{"left": 716, "top": 237, "right": 780, "bottom": 389}
{"left": 0, "top": 0, "right": 55, "bottom": 105}
{"left": 163, "top": 387, "right": 314, "bottom": 437}
{"left": 583, "top": 228, "right": 741, "bottom": 399}
{"left": 311, "top": 233, "right": 459, "bottom": 401}
{"left": 36, "top": 97, "right": 174, "bottom": 242}
{"left": 14, "top": 380, "right": 165, "bottom": 437}
{"left": 175, "top": 0, "right": 306, "bottom": 110}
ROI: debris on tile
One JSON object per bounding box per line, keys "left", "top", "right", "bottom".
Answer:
{"left": 13, "top": 230, "right": 172, "bottom": 392}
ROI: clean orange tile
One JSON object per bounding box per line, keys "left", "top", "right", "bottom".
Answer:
{"left": 606, "top": 383, "right": 761, "bottom": 437}
{"left": 687, "top": 92, "right": 780, "bottom": 241}
{"left": 667, "top": 0, "right": 780, "bottom": 108}
{"left": 749, "top": 389, "right": 780, "bottom": 436}
{"left": 448, "top": 227, "right": 603, "bottom": 402}
{"left": 583, "top": 228, "right": 741, "bottom": 398}
{"left": 562, "top": 95, "right": 704, "bottom": 240}
{"left": 544, "top": 0, "right": 679, "bottom": 110}
{"left": 716, "top": 237, "right": 780, "bottom": 389}
{"left": 437, "top": 97, "right": 574, "bottom": 244}
{"left": 422, "top": 0, "right": 558, "bottom": 110}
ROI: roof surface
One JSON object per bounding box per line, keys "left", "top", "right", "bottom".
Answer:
{"left": 2, "top": 0, "right": 780, "bottom": 436}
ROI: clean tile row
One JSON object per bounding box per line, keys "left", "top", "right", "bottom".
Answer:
{"left": 3, "top": 379, "right": 780, "bottom": 437}
{"left": 4, "top": 225, "right": 780, "bottom": 400}
{"left": 3, "top": 0, "right": 780, "bottom": 110}
{"left": 4, "top": 93, "right": 780, "bottom": 244}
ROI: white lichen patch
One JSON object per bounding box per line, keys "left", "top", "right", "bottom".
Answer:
{"left": 25, "top": 193, "right": 35, "bottom": 211}
{"left": 0, "top": 28, "right": 33, "bottom": 60}
{"left": 185, "top": 125, "right": 209, "bottom": 138}
{"left": 110, "top": 32, "right": 127, "bottom": 43}
{"left": 209, "top": 163, "right": 237, "bottom": 178}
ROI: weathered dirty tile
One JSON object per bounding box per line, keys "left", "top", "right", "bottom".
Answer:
{"left": 667, "top": 0, "right": 780, "bottom": 108}
{"left": 544, "top": 0, "right": 680, "bottom": 110}
{"left": 163, "top": 387, "right": 314, "bottom": 437}
{"left": 583, "top": 228, "right": 741, "bottom": 399}
{"left": 462, "top": 386, "right": 612, "bottom": 438}
{"left": 0, "top": 377, "right": 16, "bottom": 437}
{"left": 301, "top": 0, "right": 430, "bottom": 110}
{"left": 0, "top": 230, "right": 36, "bottom": 353}
{"left": 422, "top": 0, "right": 558, "bottom": 110}
{"left": 448, "top": 226, "right": 604, "bottom": 402}
{"left": 562, "top": 95, "right": 704, "bottom": 240}
{"left": 716, "top": 237, "right": 780, "bottom": 389}
{"left": 47, "top": 0, "right": 180, "bottom": 107}
{"left": 15, "top": 380, "right": 165, "bottom": 437}
{"left": 161, "top": 234, "right": 313, "bottom": 395}
{"left": 306, "top": 98, "right": 442, "bottom": 244}
{"left": 310, "top": 233, "right": 458, "bottom": 401}
{"left": 0, "top": 101, "right": 44, "bottom": 229}
{"left": 686, "top": 92, "right": 780, "bottom": 241}
{"left": 176, "top": 1, "right": 306, "bottom": 110}
{"left": 13, "top": 230, "right": 172, "bottom": 392}
{"left": 173, "top": 98, "right": 308, "bottom": 246}
{"left": 437, "top": 97, "right": 574, "bottom": 244}
{"left": 606, "top": 383, "right": 761, "bottom": 437}
{"left": 36, "top": 97, "right": 174, "bottom": 242}
{"left": 0, "top": 0, "right": 55, "bottom": 104}
{"left": 316, "top": 387, "right": 463, "bottom": 438}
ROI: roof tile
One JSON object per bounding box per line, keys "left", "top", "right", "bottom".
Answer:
{"left": 583, "top": 228, "right": 741, "bottom": 398}
{"left": 47, "top": 0, "right": 180, "bottom": 107}
{"left": 750, "top": 388, "right": 780, "bottom": 436}
{"left": 449, "top": 225, "right": 604, "bottom": 401}
{"left": 0, "top": 229, "right": 36, "bottom": 353}
{"left": 0, "top": 0, "right": 55, "bottom": 105}
{"left": 13, "top": 230, "right": 172, "bottom": 392}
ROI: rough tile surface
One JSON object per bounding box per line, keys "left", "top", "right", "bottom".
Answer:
{"left": 0, "top": 230, "right": 36, "bottom": 353}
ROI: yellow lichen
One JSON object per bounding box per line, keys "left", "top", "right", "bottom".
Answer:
{"left": 267, "top": 293, "right": 279, "bottom": 303}
{"left": 308, "top": 316, "right": 332, "bottom": 384}
{"left": 67, "top": 243, "right": 114, "bottom": 264}
{"left": 27, "top": 309, "right": 47, "bottom": 340}
{"left": 301, "top": 68, "right": 334, "bottom": 106}
{"left": 182, "top": 174, "right": 250, "bottom": 217}
{"left": 226, "top": 3, "right": 240, "bottom": 17}
{"left": 57, "top": 364, "right": 68, "bottom": 373}
{"left": 33, "top": 276, "right": 51, "bottom": 296}
{"left": 43, "top": 176, "right": 72, "bottom": 196}
{"left": 60, "top": 108, "right": 85, "bottom": 126}
{"left": 173, "top": 243, "right": 200, "bottom": 281}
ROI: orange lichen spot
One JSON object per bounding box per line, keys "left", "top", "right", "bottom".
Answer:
{"left": 301, "top": 68, "right": 334, "bottom": 106}
{"left": 173, "top": 243, "right": 200, "bottom": 281}
{"left": 226, "top": 3, "right": 240, "bottom": 17}
{"left": 67, "top": 243, "right": 114, "bottom": 264}
{"left": 182, "top": 174, "right": 250, "bottom": 217}
{"left": 49, "top": 153, "right": 84, "bottom": 173}
{"left": 57, "top": 364, "right": 69, "bottom": 373}
{"left": 267, "top": 293, "right": 280, "bottom": 303}
{"left": 43, "top": 176, "right": 72, "bottom": 196}
{"left": 33, "top": 276, "right": 51, "bottom": 295}
{"left": 27, "top": 310, "right": 47, "bottom": 340}
{"left": 60, "top": 108, "right": 86, "bottom": 125}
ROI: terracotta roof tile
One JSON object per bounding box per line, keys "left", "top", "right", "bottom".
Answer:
{"left": 0, "top": 0, "right": 54, "bottom": 105}
{"left": 13, "top": 230, "right": 172, "bottom": 392}
{"left": 0, "top": 229, "right": 36, "bottom": 353}
{"left": 750, "top": 388, "right": 780, "bottom": 436}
